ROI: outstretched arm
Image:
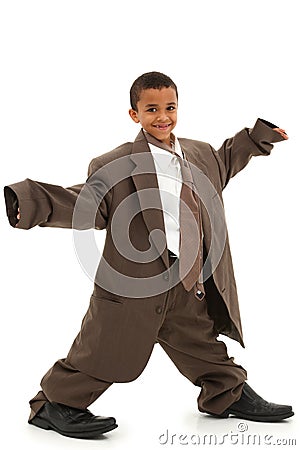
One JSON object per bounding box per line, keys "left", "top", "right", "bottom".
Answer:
{"left": 213, "top": 118, "right": 288, "bottom": 189}
{"left": 3, "top": 158, "right": 112, "bottom": 230}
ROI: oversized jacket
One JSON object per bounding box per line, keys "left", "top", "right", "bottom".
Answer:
{"left": 4, "top": 118, "right": 285, "bottom": 380}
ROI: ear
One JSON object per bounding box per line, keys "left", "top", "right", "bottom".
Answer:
{"left": 129, "top": 108, "right": 140, "bottom": 124}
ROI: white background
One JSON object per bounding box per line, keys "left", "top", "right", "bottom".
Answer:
{"left": 0, "top": 1, "right": 299, "bottom": 449}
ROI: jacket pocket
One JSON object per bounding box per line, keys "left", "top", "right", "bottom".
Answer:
{"left": 91, "top": 293, "right": 125, "bottom": 305}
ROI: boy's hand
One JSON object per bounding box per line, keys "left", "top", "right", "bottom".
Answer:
{"left": 273, "top": 127, "right": 289, "bottom": 140}
{"left": 16, "top": 207, "right": 21, "bottom": 227}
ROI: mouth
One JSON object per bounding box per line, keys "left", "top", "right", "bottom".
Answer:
{"left": 153, "top": 123, "right": 172, "bottom": 131}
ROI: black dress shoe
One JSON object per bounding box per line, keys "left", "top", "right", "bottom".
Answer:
{"left": 29, "top": 401, "right": 117, "bottom": 439}
{"left": 206, "top": 383, "right": 294, "bottom": 422}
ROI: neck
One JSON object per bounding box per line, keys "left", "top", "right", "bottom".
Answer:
{"left": 143, "top": 130, "right": 175, "bottom": 152}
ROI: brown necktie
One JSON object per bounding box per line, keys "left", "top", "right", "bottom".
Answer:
{"left": 177, "top": 157, "right": 204, "bottom": 294}
{"left": 143, "top": 131, "right": 205, "bottom": 297}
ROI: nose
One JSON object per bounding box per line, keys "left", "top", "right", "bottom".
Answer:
{"left": 156, "top": 111, "right": 169, "bottom": 122}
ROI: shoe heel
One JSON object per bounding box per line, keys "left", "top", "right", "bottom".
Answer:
{"left": 209, "top": 411, "right": 230, "bottom": 419}
{"left": 30, "top": 416, "right": 51, "bottom": 430}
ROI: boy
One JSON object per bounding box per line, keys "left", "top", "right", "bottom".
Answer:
{"left": 4, "top": 72, "right": 294, "bottom": 439}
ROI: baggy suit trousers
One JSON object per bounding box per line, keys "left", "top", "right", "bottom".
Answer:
{"left": 29, "top": 252, "right": 247, "bottom": 421}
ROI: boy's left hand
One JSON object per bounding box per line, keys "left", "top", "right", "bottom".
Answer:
{"left": 273, "top": 128, "right": 289, "bottom": 140}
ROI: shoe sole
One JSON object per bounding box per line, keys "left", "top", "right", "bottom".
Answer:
{"left": 30, "top": 416, "right": 118, "bottom": 439}
{"left": 207, "top": 410, "right": 294, "bottom": 422}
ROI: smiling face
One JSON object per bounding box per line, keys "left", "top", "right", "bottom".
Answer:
{"left": 129, "top": 87, "right": 178, "bottom": 147}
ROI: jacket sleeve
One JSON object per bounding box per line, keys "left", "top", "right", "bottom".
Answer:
{"left": 212, "top": 118, "right": 286, "bottom": 189}
{"left": 3, "top": 158, "right": 112, "bottom": 230}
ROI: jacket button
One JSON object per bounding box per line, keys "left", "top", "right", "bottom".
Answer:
{"left": 156, "top": 306, "right": 163, "bottom": 314}
{"left": 163, "top": 273, "right": 169, "bottom": 281}
{"left": 168, "top": 302, "right": 175, "bottom": 311}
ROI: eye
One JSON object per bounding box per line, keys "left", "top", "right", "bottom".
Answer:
{"left": 146, "top": 107, "right": 157, "bottom": 112}
{"left": 167, "top": 105, "right": 176, "bottom": 111}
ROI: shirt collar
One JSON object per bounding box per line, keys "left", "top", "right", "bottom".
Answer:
{"left": 142, "top": 129, "right": 184, "bottom": 159}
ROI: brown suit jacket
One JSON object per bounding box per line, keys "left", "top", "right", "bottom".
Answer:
{"left": 3, "top": 118, "right": 285, "bottom": 381}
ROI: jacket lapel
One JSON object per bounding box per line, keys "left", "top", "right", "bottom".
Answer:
{"left": 130, "top": 130, "right": 170, "bottom": 269}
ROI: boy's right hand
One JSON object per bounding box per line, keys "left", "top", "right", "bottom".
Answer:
{"left": 16, "top": 207, "right": 21, "bottom": 227}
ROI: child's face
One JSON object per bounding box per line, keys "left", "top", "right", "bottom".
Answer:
{"left": 129, "top": 87, "right": 178, "bottom": 146}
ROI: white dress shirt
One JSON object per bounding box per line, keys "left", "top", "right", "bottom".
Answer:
{"left": 148, "top": 137, "right": 184, "bottom": 257}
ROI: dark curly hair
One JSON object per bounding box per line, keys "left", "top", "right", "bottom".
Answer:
{"left": 130, "top": 71, "right": 178, "bottom": 111}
